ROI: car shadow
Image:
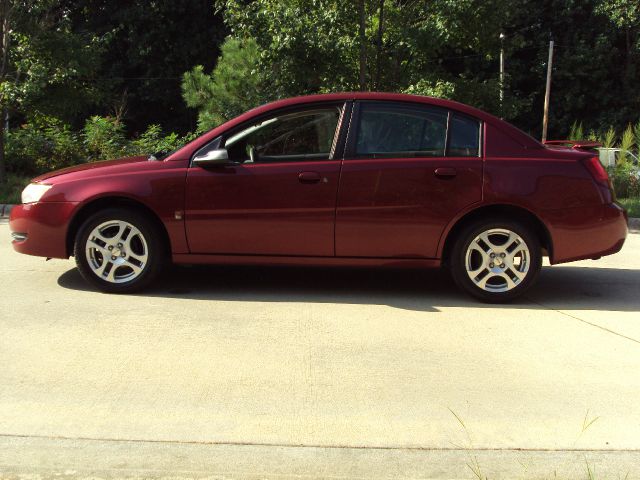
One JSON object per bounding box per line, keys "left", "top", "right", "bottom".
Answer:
{"left": 57, "top": 263, "right": 640, "bottom": 313}
{"left": 524, "top": 266, "right": 640, "bottom": 312}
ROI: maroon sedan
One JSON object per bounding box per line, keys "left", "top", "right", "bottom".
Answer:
{"left": 9, "top": 93, "right": 628, "bottom": 301}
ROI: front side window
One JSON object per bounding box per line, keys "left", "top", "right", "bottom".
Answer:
{"left": 224, "top": 107, "right": 341, "bottom": 163}
{"left": 355, "top": 103, "right": 448, "bottom": 158}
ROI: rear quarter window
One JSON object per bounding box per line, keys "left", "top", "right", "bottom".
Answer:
{"left": 448, "top": 114, "right": 481, "bottom": 157}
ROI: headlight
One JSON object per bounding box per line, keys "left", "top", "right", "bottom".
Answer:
{"left": 21, "top": 183, "right": 52, "bottom": 204}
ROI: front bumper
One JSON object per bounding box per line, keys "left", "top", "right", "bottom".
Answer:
{"left": 9, "top": 202, "right": 79, "bottom": 259}
{"left": 543, "top": 202, "right": 628, "bottom": 264}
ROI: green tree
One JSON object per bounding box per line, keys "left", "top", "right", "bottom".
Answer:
{"left": 500, "top": 0, "right": 640, "bottom": 137}
{"left": 213, "top": 0, "right": 640, "bottom": 138}
{"left": 182, "top": 37, "right": 268, "bottom": 131}
{"left": 214, "top": 0, "right": 512, "bottom": 112}
{"left": 68, "top": 0, "right": 228, "bottom": 134}
{"left": 0, "top": 0, "right": 103, "bottom": 183}
{"left": 595, "top": 0, "right": 639, "bottom": 83}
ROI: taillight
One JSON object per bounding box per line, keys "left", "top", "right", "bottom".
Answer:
{"left": 582, "top": 156, "right": 610, "bottom": 188}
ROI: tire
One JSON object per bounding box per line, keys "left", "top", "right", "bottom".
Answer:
{"left": 449, "top": 218, "right": 542, "bottom": 303}
{"left": 74, "top": 208, "right": 165, "bottom": 293}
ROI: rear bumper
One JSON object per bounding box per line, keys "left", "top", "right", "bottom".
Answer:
{"left": 9, "top": 202, "right": 79, "bottom": 259}
{"left": 543, "top": 202, "right": 628, "bottom": 264}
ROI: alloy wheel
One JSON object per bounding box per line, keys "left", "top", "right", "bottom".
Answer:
{"left": 85, "top": 220, "right": 149, "bottom": 284}
{"left": 464, "top": 228, "right": 531, "bottom": 293}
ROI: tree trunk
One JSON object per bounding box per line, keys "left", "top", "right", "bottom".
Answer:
{"left": 624, "top": 27, "right": 632, "bottom": 91}
{"left": 375, "top": 0, "right": 384, "bottom": 89}
{"left": 0, "top": 0, "right": 10, "bottom": 185}
{"left": 0, "top": 108, "right": 5, "bottom": 184}
{"left": 358, "top": 0, "right": 367, "bottom": 91}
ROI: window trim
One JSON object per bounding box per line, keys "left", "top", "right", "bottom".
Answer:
{"left": 190, "top": 101, "right": 350, "bottom": 167}
{"left": 345, "top": 100, "right": 483, "bottom": 160}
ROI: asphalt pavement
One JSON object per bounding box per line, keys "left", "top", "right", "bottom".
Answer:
{"left": 1, "top": 219, "right": 639, "bottom": 479}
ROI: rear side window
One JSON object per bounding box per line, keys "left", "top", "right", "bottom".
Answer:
{"left": 355, "top": 103, "right": 448, "bottom": 158}
{"left": 448, "top": 114, "right": 480, "bottom": 157}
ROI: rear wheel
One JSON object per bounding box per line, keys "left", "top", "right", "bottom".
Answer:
{"left": 449, "top": 219, "right": 542, "bottom": 302}
{"left": 74, "top": 208, "right": 165, "bottom": 293}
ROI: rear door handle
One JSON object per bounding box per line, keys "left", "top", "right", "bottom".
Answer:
{"left": 434, "top": 167, "right": 457, "bottom": 178}
{"left": 298, "top": 171, "right": 322, "bottom": 184}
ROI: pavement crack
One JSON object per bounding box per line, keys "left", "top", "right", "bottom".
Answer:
{"left": 1, "top": 433, "right": 639, "bottom": 453}
{"left": 525, "top": 297, "right": 640, "bottom": 345}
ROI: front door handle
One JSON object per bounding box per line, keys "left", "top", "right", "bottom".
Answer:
{"left": 434, "top": 167, "right": 457, "bottom": 179}
{"left": 298, "top": 171, "right": 322, "bottom": 184}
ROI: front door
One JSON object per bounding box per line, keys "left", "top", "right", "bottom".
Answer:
{"left": 335, "top": 101, "right": 483, "bottom": 258}
{"left": 185, "top": 104, "right": 345, "bottom": 256}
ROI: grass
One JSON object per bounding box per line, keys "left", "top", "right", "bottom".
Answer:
{"left": 618, "top": 197, "right": 640, "bottom": 217}
{"left": 0, "top": 174, "right": 30, "bottom": 204}
{"left": 448, "top": 407, "right": 486, "bottom": 480}
{"left": 446, "top": 408, "right": 627, "bottom": 480}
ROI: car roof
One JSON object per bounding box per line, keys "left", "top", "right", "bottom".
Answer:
{"left": 253, "top": 92, "right": 520, "bottom": 130}
{"left": 259, "top": 92, "right": 487, "bottom": 117}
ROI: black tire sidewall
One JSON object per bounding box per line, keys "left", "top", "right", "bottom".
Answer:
{"left": 74, "top": 208, "right": 164, "bottom": 293}
{"left": 450, "top": 219, "right": 542, "bottom": 303}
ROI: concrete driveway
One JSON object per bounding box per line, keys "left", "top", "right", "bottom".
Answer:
{"left": 1, "top": 220, "right": 639, "bottom": 479}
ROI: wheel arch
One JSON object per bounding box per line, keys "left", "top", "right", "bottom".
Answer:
{"left": 66, "top": 196, "right": 172, "bottom": 258}
{"left": 440, "top": 203, "right": 553, "bottom": 265}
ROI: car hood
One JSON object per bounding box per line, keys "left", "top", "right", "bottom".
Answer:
{"left": 32, "top": 156, "right": 149, "bottom": 183}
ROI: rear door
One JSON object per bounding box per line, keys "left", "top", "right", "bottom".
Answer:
{"left": 335, "top": 101, "right": 483, "bottom": 258}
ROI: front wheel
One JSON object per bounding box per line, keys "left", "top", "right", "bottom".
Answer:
{"left": 74, "top": 208, "right": 165, "bottom": 293}
{"left": 449, "top": 219, "right": 542, "bottom": 302}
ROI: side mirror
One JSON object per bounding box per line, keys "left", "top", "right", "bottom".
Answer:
{"left": 193, "top": 148, "right": 229, "bottom": 166}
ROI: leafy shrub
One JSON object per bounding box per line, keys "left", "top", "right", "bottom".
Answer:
{"left": 566, "top": 120, "right": 640, "bottom": 199}
{"left": 618, "top": 197, "right": 640, "bottom": 217}
{"left": 4, "top": 115, "right": 193, "bottom": 180}
{"left": 5, "top": 124, "right": 49, "bottom": 175}
{"left": 609, "top": 162, "right": 640, "bottom": 198}
{"left": 404, "top": 77, "right": 529, "bottom": 120}
{"left": 404, "top": 78, "right": 505, "bottom": 116}
{"left": 6, "top": 115, "right": 84, "bottom": 175}
{"left": 129, "top": 124, "right": 184, "bottom": 157}
{"left": 0, "top": 173, "right": 31, "bottom": 203}
{"left": 82, "top": 116, "right": 127, "bottom": 161}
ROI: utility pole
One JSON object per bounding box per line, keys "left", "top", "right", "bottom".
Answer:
{"left": 542, "top": 39, "right": 554, "bottom": 142}
{"left": 499, "top": 33, "right": 505, "bottom": 116}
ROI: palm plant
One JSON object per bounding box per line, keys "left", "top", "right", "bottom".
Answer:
{"left": 602, "top": 127, "right": 616, "bottom": 148}
{"left": 620, "top": 124, "right": 635, "bottom": 156}
{"left": 568, "top": 121, "right": 584, "bottom": 140}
